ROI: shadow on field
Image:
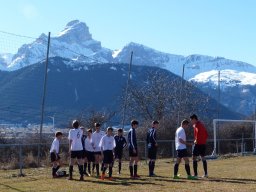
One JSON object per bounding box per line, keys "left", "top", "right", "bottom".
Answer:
{"left": 0, "top": 183, "right": 26, "bottom": 192}
{"left": 92, "top": 177, "right": 165, "bottom": 186}
{"left": 206, "top": 177, "right": 256, "bottom": 184}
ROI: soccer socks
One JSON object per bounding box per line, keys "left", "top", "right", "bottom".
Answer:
{"left": 88, "top": 163, "right": 91, "bottom": 174}
{"left": 174, "top": 163, "right": 179, "bottom": 176}
{"left": 148, "top": 161, "right": 154, "bottom": 175}
{"left": 129, "top": 165, "right": 133, "bottom": 177}
{"left": 203, "top": 160, "right": 208, "bottom": 175}
{"left": 92, "top": 163, "right": 95, "bottom": 172}
{"left": 193, "top": 160, "right": 198, "bottom": 176}
{"left": 118, "top": 162, "right": 122, "bottom": 173}
{"left": 52, "top": 167, "right": 56, "bottom": 176}
{"left": 69, "top": 165, "right": 73, "bottom": 178}
{"left": 152, "top": 161, "right": 155, "bottom": 175}
{"left": 56, "top": 165, "right": 60, "bottom": 172}
{"left": 109, "top": 166, "right": 113, "bottom": 177}
{"left": 185, "top": 164, "right": 191, "bottom": 176}
{"left": 134, "top": 164, "right": 138, "bottom": 176}
{"left": 78, "top": 165, "right": 84, "bottom": 176}
{"left": 102, "top": 166, "right": 107, "bottom": 174}
{"left": 101, "top": 163, "right": 104, "bottom": 171}
{"left": 148, "top": 161, "right": 151, "bottom": 175}
{"left": 84, "top": 163, "right": 87, "bottom": 173}
{"left": 96, "top": 164, "right": 100, "bottom": 176}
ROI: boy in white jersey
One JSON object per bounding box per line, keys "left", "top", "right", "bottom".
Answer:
{"left": 50, "top": 131, "right": 63, "bottom": 178}
{"left": 68, "top": 120, "right": 84, "bottom": 181}
{"left": 174, "top": 119, "right": 197, "bottom": 180}
{"left": 91, "top": 122, "right": 105, "bottom": 177}
{"left": 99, "top": 127, "right": 116, "bottom": 180}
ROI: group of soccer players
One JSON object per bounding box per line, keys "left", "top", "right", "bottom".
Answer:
{"left": 49, "top": 114, "right": 208, "bottom": 180}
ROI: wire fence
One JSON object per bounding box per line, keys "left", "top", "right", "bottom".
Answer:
{"left": 0, "top": 138, "right": 255, "bottom": 176}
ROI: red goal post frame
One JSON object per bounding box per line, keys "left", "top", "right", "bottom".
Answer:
{"left": 212, "top": 119, "right": 256, "bottom": 156}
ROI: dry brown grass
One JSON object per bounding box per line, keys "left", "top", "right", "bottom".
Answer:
{"left": 0, "top": 156, "right": 256, "bottom": 192}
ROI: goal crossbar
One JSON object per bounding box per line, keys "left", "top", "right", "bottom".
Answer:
{"left": 212, "top": 119, "right": 256, "bottom": 156}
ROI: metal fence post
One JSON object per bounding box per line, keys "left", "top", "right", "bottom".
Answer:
{"left": 144, "top": 141, "right": 147, "bottom": 164}
{"left": 172, "top": 141, "right": 175, "bottom": 162}
{"left": 217, "top": 139, "right": 220, "bottom": 154}
{"left": 18, "top": 145, "right": 24, "bottom": 177}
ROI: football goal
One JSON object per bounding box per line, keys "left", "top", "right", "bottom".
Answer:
{"left": 212, "top": 119, "right": 256, "bottom": 157}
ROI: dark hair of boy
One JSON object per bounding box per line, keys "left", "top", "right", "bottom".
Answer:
{"left": 181, "top": 119, "right": 190, "bottom": 126}
{"left": 107, "top": 127, "right": 113, "bottom": 132}
{"left": 131, "top": 120, "right": 139, "bottom": 126}
{"left": 94, "top": 122, "right": 101, "bottom": 127}
{"left": 152, "top": 120, "right": 159, "bottom": 125}
{"left": 190, "top": 114, "right": 198, "bottom": 120}
{"left": 55, "top": 131, "right": 63, "bottom": 137}
{"left": 87, "top": 129, "right": 92, "bottom": 133}
{"left": 72, "top": 120, "right": 79, "bottom": 129}
{"left": 118, "top": 128, "right": 123, "bottom": 133}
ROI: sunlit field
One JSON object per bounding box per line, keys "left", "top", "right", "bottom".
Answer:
{"left": 0, "top": 156, "right": 256, "bottom": 192}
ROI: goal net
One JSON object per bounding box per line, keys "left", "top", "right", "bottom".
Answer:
{"left": 212, "top": 119, "right": 256, "bottom": 156}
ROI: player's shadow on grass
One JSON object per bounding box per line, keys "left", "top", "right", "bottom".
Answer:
{"left": 86, "top": 178, "right": 165, "bottom": 186}
{"left": 221, "top": 177, "right": 256, "bottom": 183}
{"left": 206, "top": 177, "right": 256, "bottom": 184}
{"left": 153, "top": 178, "right": 185, "bottom": 183}
{"left": 0, "top": 183, "right": 26, "bottom": 192}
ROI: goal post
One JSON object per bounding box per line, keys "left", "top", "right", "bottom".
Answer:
{"left": 212, "top": 119, "right": 256, "bottom": 156}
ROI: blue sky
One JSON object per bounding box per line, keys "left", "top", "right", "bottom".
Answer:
{"left": 0, "top": 0, "right": 255, "bottom": 65}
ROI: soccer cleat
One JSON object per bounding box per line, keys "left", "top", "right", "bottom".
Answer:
{"left": 101, "top": 174, "right": 105, "bottom": 180}
{"left": 107, "top": 177, "right": 114, "bottom": 181}
{"left": 52, "top": 174, "right": 59, "bottom": 179}
{"left": 202, "top": 174, "right": 208, "bottom": 178}
{"left": 67, "top": 176, "right": 73, "bottom": 180}
{"left": 173, "top": 175, "right": 180, "bottom": 179}
{"left": 187, "top": 175, "right": 198, "bottom": 180}
{"left": 79, "top": 176, "right": 84, "bottom": 181}
{"left": 149, "top": 173, "right": 157, "bottom": 177}
{"left": 133, "top": 174, "right": 141, "bottom": 179}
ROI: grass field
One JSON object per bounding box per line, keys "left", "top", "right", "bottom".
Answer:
{"left": 0, "top": 156, "right": 256, "bottom": 192}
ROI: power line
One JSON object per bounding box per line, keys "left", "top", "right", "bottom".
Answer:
{"left": 0, "top": 30, "right": 37, "bottom": 40}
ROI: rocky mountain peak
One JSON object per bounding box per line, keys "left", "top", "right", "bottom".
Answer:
{"left": 57, "top": 20, "right": 92, "bottom": 43}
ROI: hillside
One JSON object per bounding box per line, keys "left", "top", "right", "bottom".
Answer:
{"left": 0, "top": 57, "right": 242, "bottom": 126}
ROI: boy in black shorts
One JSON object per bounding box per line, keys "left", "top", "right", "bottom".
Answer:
{"left": 147, "top": 121, "right": 159, "bottom": 177}
{"left": 114, "top": 128, "right": 127, "bottom": 174}
{"left": 99, "top": 127, "right": 116, "bottom": 180}
{"left": 174, "top": 119, "right": 196, "bottom": 180}
{"left": 50, "top": 131, "right": 63, "bottom": 178}
{"left": 128, "top": 120, "right": 140, "bottom": 179}
{"left": 68, "top": 120, "right": 84, "bottom": 181}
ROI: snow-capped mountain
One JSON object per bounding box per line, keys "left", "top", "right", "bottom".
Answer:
{"left": 113, "top": 43, "right": 256, "bottom": 87}
{"left": 190, "top": 70, "right": 256, "bottom": 87}
{"left": 4, "top": 20, "right": 113, "bottom": 70}
{"left": 1, "top": 19, "right": 256, "bottom": 116}
{"left": 1, "top": 20, "right": 256, "bottom": 85}
{"left": 0, "top": 53, "right": 13, "bottom": 70}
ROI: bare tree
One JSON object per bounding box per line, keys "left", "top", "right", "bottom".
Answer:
{"left": 77, "top": 108, "right": 116, "bottom": 130}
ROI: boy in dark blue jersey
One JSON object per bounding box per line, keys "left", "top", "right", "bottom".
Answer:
{"left": 114, "top": 128, "right": 127, "bottom": 174}
{"left": 128, "top": 120, "right": 140, "bottom": 179}
{"left": 147, "top": 120, "right": 159, "bottom": 177}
